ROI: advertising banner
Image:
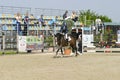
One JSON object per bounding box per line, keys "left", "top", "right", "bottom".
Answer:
{"left": 83, "top": 34, "right": 94, "bottom": 47}
{"left": 18, "top": 36, "right": 26, "bottom": 52}
{"left": 117, "top": 34, "right": 120, "bottom": 42}
{"left": 26, "top": 36, "right": 44, "bottom": 50}
{"left": 117, "top": 30, "right": 120, "bottom": 42}
{"left": 18, "top": 35, "right": 44, "bottom": 52}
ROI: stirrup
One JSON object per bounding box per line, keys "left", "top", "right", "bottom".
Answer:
{"left": 66, "top": 38, "right": 68, "bottom": 41}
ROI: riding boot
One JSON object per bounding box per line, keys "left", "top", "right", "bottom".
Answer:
{"left": 65, "top": 33, "right": 68, "bottom": 40}
{"left": 66, "top": 39, "right": 69, "bottom": 45}
{"left": 66, "top": 38, "right": 68, "bottom": 42}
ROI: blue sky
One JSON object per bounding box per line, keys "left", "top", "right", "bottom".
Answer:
{"left": 0, "top": 0, "right": 119, "bottom": 22}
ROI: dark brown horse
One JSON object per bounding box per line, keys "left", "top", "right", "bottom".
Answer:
{"left": 55, "top": 33, "right": 79, "bottom": 56}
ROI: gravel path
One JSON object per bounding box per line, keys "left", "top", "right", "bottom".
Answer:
{"left": 0, "top": 53, "right": 120, "bottom": 80}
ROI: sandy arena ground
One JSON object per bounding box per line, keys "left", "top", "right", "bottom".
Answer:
{"left": 0, "top": 53, "right": 120, "bottom": 80}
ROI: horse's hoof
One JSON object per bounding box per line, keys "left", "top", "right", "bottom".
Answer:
{"left": 79, "top": 53, "right": 82, "bottom": 55}
{"left": 75, "top": 53, "right": 79, "bottom": 57}
{"left": 60, "top": 55, "right": 64, "bottom": 58}
{"left": 53, "top": 56, "right": 57, "bottom": 58}
{"left": 70, "top": 52, "right": 74, "bottom": 56}
{"left": 75, "top": 55, "right": 78, "bottom": 57}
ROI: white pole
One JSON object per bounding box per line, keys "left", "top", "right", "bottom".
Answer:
{"left": 82, "top": 27, "right": 84, "bottom": 54}
{"left": 84, "top": 16, "right": 86, "bottom": 26}
{"left": 81, "top": 16, "right": 86, "bottom": 54}
{"left": 16, "top": 23, "right": 19, "bottom": 53}
{"left": 53, "top": 23, "right": 56, "bottom": 52}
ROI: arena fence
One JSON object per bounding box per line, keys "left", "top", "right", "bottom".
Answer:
{"left": 0, "top": 6, "right": 31, "bottom": 15}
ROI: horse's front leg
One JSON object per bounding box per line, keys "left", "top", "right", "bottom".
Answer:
{"left": 60, "top": 47, "right": 64, "bottom": 55}
{"left": 56, "top": 46, "right": 64, "bottom": 56}
{"left": 56, "top": 48, "right": 60, "bottom": 56}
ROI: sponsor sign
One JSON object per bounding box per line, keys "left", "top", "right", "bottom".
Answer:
{"left": 117, "top": 34, "right": 120, "bottom": 42}
{"left": 18, "top": 35, "right": 44, "bottom": 52}
{"left": 83, "top": 34, "right": 94, "bottom": 47}
{"left": 26, "top": 36, "right": 44, "bottom": 50}
{"left": 18, "top": 36, "right": 26, "bottom": 52}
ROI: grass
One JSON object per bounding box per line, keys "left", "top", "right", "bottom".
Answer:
{"left": 0, "top": 50, "right": 27, "bottom": 55}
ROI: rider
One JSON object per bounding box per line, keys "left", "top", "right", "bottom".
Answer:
{"left": 60, "top": 10, "right": 77, "bottom": 41}
{"left": 63, "top": 10, "right": 68, "bottom": 20}
{"left": 60, "top": 10, "right": 69, "bottom": 40}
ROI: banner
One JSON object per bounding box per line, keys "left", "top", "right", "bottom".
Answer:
{"left": 117, "top": 30, "right": 120, "bottom": 42}
{"left": 117, "top": 34, "right": 120, "bottom": 42}
{"left": 18, "top": 36, "right": 26, "bottom": 52}
{"left": 18, "top": 35, "right": 44, "bottom": 52}
{"left": 26, "top": 36, "right": 44, "bottom": 50}
{"left": 82, "top": 34, "right": 94, "bottom": 47}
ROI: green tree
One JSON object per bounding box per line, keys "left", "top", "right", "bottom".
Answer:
{"left": 99, "top": 15, "right": 112, "bottom": 22}
{"left": 79, "top": 9, "right": 112, "bottom": 43}
{"left": 79, "top": 9, "right": 112, "bottom": 26}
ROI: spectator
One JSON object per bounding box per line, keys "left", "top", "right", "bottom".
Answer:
{"left": 71, "top": 11, "right": 78, "bottom": 22}
{"left": 117, "top": 28, "right": 120, "bottom": 34}
{"left": 95, "top": 16, "right": 102, "bottom": 27}
{"left": 30, "top": 14, "right": 35, "bottom": 19}
{"left": 23, "top": 12, "right": 29, "bottom": 36}
{"left": 48, "top": 16, "right": 58, "bottom": 34}
{"left": 15, "top": 12, "right": 22, "bottom": 35}
{"left": 48, "top": 16, "right": 58, "bottom": 26}
{"left": 38, "top": 15, "right": 45, "bottom": 27}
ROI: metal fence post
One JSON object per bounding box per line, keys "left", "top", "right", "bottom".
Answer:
{"left": 53, "top": 23, "right": 56, "bottom": 52}
{"left": 2, "top": 31, "right": 5, "bottom": 54}
{"left": 16, "top": 23, "right": 19, "bottom": 53}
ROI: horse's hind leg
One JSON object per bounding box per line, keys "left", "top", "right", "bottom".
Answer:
{"left": 72, "top": 46, "right": 78, "bottom": 57}
{"left": 75, "top": 47, "right": 79, "bottom": 57}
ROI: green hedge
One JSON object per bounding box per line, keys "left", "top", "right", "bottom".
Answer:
{"left": 44, "top": 36, "right": 53, "bottom": 46}
{"left": 0, "top": 51, "right": 17, "bottom": 55}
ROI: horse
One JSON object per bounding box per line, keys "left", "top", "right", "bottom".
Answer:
{"left": 54, "top": 32, "right": 79, "bottom": 57}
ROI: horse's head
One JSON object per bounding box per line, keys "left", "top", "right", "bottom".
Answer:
{"left": 70, "top": 32, "right": 79, "bottom": 40}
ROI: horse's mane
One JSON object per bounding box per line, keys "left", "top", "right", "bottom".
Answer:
{"left": 55, "top": 33, "right": 67, "bottom": 46}
{"left": 70, "top": 32, "right": 79, "bottom": 40}
{"left": 55, "top": 33, "right": 64, "bottom": 39}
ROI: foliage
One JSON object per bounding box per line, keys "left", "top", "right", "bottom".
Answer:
{"left": 79, "top": 9, "right": 112, "bottom": 26}
{"left": 65, "top": 19, "right": 74, "bottom": 27}
{"left": 99, "top": 15, "right": 112, "bottom": 22}
{"left": 79, "top": 9, "right": 112, "bottom": 42}
{"left": 44, "top": 36, "right": 53, "bottom": 46}
{"left": 0, "top": 51, "right": 17, "bottom": 55}
{"left": 65, "top": 19, "right": 74, "bottom": 34}
{"left": 44, "top": 36, "right": 53, "bottom": 42}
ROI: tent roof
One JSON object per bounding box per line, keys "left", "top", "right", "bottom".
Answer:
{"left": 104, "top": 22, "right": 120, "bottom": 26}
